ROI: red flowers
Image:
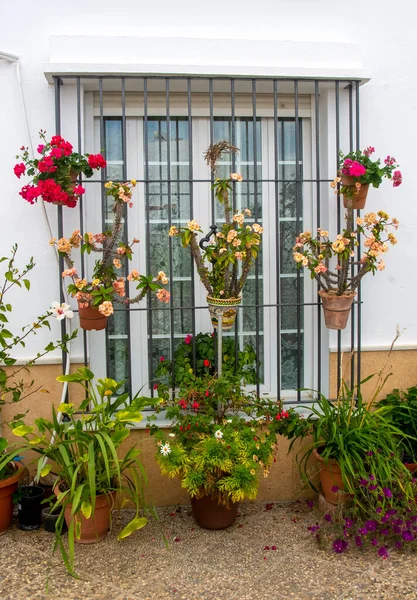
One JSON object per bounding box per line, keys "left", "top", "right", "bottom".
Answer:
{"left": 192, "top": 401, "right": 200, "bottom": 411}
{"left": 13, "top": 163, "right": 25, "bottom": 178}
{"left": 178, "top": 399, "right": 187, "bottom": 409}
{"left": 203, "top": 359, "right": 210, "bottom": 367}
{"left": 205, "top": 390, "right": 209, "bottom": 397}
{"left": 184, "top": 334, "right": 192, "bottom": 344}
{"left": 88, "top": 153, "right": 107, "bottom": 169}
{"left": 38, "top": 156, "right": 57, "bottom": 173}
{"left": 392, "top": 170, "right": 402, "bottom": 187}
{"left": 341, "top": 159, "right": 366, "bottom": 178}
{"left": 275, "top": 410, "right": 289, "bottom": 420}
{"left": 159, "top": 356, "right": 165, "bottom": 362}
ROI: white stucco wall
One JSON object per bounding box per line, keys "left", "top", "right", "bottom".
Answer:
{"left": 0, "top": 0, "right": 416, "bottom": 360}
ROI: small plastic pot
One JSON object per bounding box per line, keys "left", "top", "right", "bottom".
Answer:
{"left": 18, "top": 486, "right": 45, "bottom": 530}
{"left": 42, "top": 507, "right": 66, "bottom": 533}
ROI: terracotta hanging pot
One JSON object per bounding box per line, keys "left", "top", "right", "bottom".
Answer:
{"left": 313, "top": 449, "right": 349, "bottom": 506}
{"left": 50, "top": 170, "right": 80, "bottom": 206}
{"left": 191, "top": 494, "right": 238, "bottom": 530}
{"left": 0, "top": 463, "right": 24, "bottom": 534}
{"left": 55, "top": 486, "right": 116, "bottom": 544}
{"left": 78, "top": 302, "right": 108, "bottom": 331}
{"left": 341, "top": 176, "right": 369, "bottom": 210}
{"left": 206, "top": 296, "right": 242, "bottom": 331}
{"left": 318, "top": 290, "right": 356, "bottom": 330}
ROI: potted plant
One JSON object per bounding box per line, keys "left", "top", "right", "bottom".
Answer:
{"left": 51, "top": 180, "right": 170, "bottom": 330}
{"left": 336, "top": 146, "right": 402, "bottom": 209}
{"left": 154, "top": 332, "right": 258, "bottom": 387}
{"left": 293, "top": 211, "right": 399, "bottom": 329}
{"left": 14, "top": 130, "right": 107, "bottom": 207}
{"left": 379, "top": 386, "right": 417, "bottom": 472}
{"left": 0, "top": 245, "right": 75, "bottom": 533}
{"left": 149, "top": 372, "right": 288, "bottom": 529}
{"left": 286, "top": 375, "right": 413, "bottom": 512}
{"left": 168, "top": 142, "right": 262, "bottom": 330}
{"left": 13, "top": 367, "right": 157, "bottom": 576}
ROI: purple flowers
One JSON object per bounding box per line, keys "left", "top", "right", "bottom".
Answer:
{"left": 331, "top": 485, "right": 340, "bottom": 493}
{"left": 344, "top": 517, "right": 354, "bottom": 529}
{"left": 365, "top": 520, "right": 378, "bottom": 532}
{"left": 355, "top": 536, "right": 363, "bottom": 547}
{"left": 402, "top": 530, "right": 414, "bottom": 542}
{"left": 333, "top": 539, "right": 348, "bottom": 554}
{"left": 307, "top": 499, "right": 314, "bottom": 509}
{"left": 324, "top": 514, "right": 332, "bottom": 523}
{"left": 382, "top": 487, "right": 393, "bottom": 499}
{"left": 359, "top": 478, "right": 368, "bottom": 486}
{"left": 378, "top": 546, "right": 389, "bottom": 559}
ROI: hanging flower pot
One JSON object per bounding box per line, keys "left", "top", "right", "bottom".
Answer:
{"left": 78, "top": 302, "right": 108, "bottom": 331}
{"left": 341, "top": 176, "right": 369, "bottom": 210}
{"left": 50, "top": 170, "right": 80, "bottom": 206}
{"left": 318, "top": 290, "right": 356, "bottom": 330}
{"left": 191, "top": 495, "right": 238, "bottom": 530}
{"left": 206, "top": 296, "right": 242, "bottom": 331}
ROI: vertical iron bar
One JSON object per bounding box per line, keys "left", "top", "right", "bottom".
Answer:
{"left": 294, "top": 81, "right": 302, "bottom": 402}
{"left": 231, "top": 79, "right": 239, "bottom": 374}
{"left": 209, "top": 78, "right": 218, "bottom": 372}
{"left": 188, "top": 79, "right": 197, "bottom": 374}
{"left": 355, "top": 80, "right": 362, "bottom": 389}
{"left": 76, "top": 77, "right": 88, "bottom": 371}
{"left": 121, "top": 77, "right": 133, "bottom": 398}
{"left": 143, "top": 78, "right": 154, "bottom": 396}
{"left": 315, "top": 80, "right": 322, "bottom": 395}
{"left": 252, "top": 79, "right": 260, "bottom": 398}
{"left": 273, "top": 80, "right": 282, "bottom": 400}
{"left": 53, "top": 77, "right": 68, "bottom": 387}
{"left": 335, "top": 80, "right": 342, "bottom": 395}
{"left": 166, "top": 79, "right": 175, "bottom": 398}
{"left": 348, "top": 82, "right": 355, "bottom": 390}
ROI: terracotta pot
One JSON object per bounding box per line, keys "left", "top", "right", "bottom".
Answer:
{"left": 206, "top": 296, "right": 242, "bottom": 331}
{"left": 50, "top": 170, "right": 80, "bottom": 206}
{"left": 404, "top": 463, "right": 417, "bottom": 474}
{"left": 318, "top": 290, "right": 356, "bottom": 330}
{"left": 0, "top": 463, "right": 24, "bottom": 534}
{"left": 56, "top": 487, "right": 116, "bottom": 544}
{"left": 341, "top": 176, "right": 369, "bottom": 210}
{"left": 191, "top": 495, "right": 238, "bottom": 530}
{"left": 313, "top": 449, "right": 348, "bottom": 505}
{"left": 78, "top": 302, "right": 108, "bottom": 331}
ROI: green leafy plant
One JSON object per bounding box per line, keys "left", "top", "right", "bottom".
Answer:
{"left": 288, "top": 376, "right": 414, "bottom": 515}
{"left": 13, "top": 367, "right": 158, "bottom": 576}
{"left": 379, "top": 386, "right": 417, "bottom": 463}
{"left": 149, "top": 373, "right": 295, "bottom": 505}
{"left": 154, "top": 332, "right": 258, "bottom": 387}
{"left": 338, "top": 146, "right": 402, "bottom": 194}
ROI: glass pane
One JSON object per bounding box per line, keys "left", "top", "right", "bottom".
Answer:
{"left": 281, "top": 332, "right": 303, "bottom": 391}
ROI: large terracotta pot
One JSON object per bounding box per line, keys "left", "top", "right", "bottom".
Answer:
{"left": 57, "top": 488, "right": 116, "bottom": 544}
{"left": 404, "top": 463, "right": 417, "bottom": 474}
{"left": 313, "top": 449, "right": 347, "bottom": 505}
{"left": 318, "top": 290, "right": 356, "bottom": 330}
{"left": 78, "top": 302, "right": 108, "bottom": 331}
{"left": 0, "top": 463, "right": 24, "bottom": 534}
{"left": 341, "top": 176, "right": 369, "bottom": 210}
{"left": 206, "top": 296, "right": 242, "bottom": 331}
{"left": 191, "top": 495, "right": 238, "bottom": 530}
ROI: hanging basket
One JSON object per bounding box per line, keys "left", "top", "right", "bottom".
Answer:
{"left": 341, "top": 176, "right": 369, "bottom": 210}
{"left": 318, "top": 290, "right": 356, "bottom": 331}
{"left": 50, "top": 170, "right": 80, "bottom": 206}
{"left": 78, "top": 302, "right": 108, "bottom": 331}
{"left": 206, "top": 296, "right": 242, "bottom": 331}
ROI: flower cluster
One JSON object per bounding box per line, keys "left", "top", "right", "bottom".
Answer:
{"left": 307, "top": 475, "right": 417, "bottom": 559}
{"left": 51, "top": 181, "right": 170, "bottom": 318}
{"left": 336, "top": 147, "right": 402, "bottom": 199}
{"left": 14, "top": 131, "right": 107, "bottom": 208}
{"left": 293, "top": 211, "right": 399, "bottom": 295}
{"left": 169, "top": 169, "right": 262, "bottom": 299}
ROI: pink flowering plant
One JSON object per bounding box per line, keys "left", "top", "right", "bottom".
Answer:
{"left": 293, "top": 210, "right": 399, "bottom": 296}
{"left": 335, "top": 147, "right": 402, "bottom": 200}
{"left": 168, "top": 142, "right": 262, "bottom": 300}
{"left": 148, "top": 373, "right": 293, "bottom": 505}
{"left": 51, "top": 180, "right": 170, "bottom": 318}
{"left": 14, "top": 130, "right": 107, "bottom": 207}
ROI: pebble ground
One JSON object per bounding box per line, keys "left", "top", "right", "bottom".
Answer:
{"left": 1, "top": 501, "right": 416, "bottom": 600}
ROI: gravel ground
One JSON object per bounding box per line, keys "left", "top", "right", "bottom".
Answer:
{"left": 1, "top": 501, "right": 416, "bottom": 600}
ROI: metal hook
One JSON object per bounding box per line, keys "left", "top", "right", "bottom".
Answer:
{"left": 199, "top": 224, "right": 218, "bottom": 251}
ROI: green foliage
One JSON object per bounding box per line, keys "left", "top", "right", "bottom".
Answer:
{"left": 154, "top": 332, "right": 258, "bottom": 387}
{"left": 288, "top": 379, "right": 414, "bottom": 516}
{"left": 339, "top": 148, "right": 401, "bottom": 189}
{"left": 13, "top": 368, "right": 158, "bottom": 576}
{"left": 379, "top": 386, "right": 417, "bottom": 461}
{"left": 149, "top": 373, "right": 298, "bottom": 505}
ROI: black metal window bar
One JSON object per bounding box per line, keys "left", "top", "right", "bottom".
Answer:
{"left": 53, "top": 76, "right": 362, "bottom": 404}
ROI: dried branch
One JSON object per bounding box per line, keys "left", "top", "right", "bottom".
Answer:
{"left": 204, "top": 141, "right": 239, "bottom": 174}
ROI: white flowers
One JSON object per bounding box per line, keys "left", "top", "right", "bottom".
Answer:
{"left": 160, "top": 442, "right": 171, "bottom": 456}
{"left": 168, "top": 433, "right": 176, "bottom": 438}
{"left": 214, "top": 430, "right": 223, "bottom": 440}
{"left": 49, "top": 302, "right": 74, "bottom": 320}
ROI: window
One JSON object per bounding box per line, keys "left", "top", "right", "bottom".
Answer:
{"left": 57, "top": 76, "right": 362, "bottom": 402}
